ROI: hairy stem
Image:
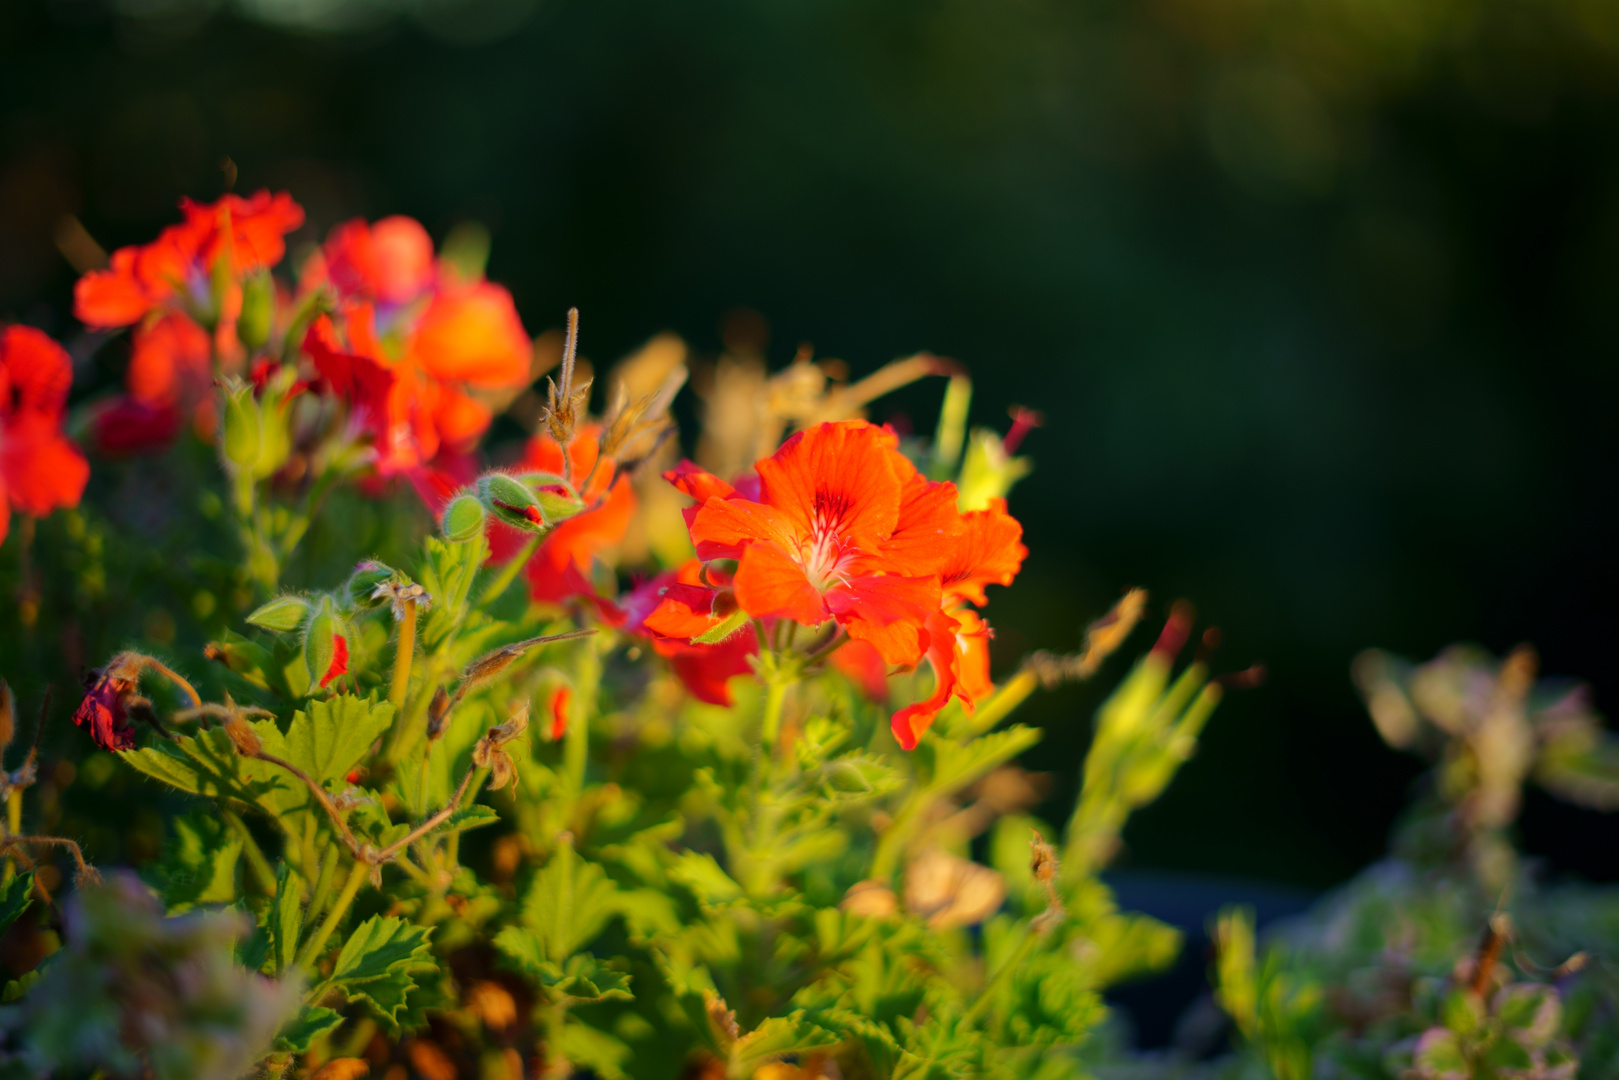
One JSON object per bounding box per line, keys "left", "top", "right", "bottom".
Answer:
{"left": 477, "top": 535, "right": 542, "bottom": 608}
{"left": 389, "top": 600, "right": 418, "bottom": 708}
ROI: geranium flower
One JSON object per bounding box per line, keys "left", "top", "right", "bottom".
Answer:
{"left": 74, "top": 190, "right": 304, "bottom": 332}
{"left": 300, "top": 215, "right": 531, "bottom": 475}
{"left": 889, "top": 500, "right": 1026, "bottom": 749}
{"left": 0, "top": 326, "right": 90, "bottom": 544}
{"left": 673, "top": 420, "right": 957, "bottom": 666}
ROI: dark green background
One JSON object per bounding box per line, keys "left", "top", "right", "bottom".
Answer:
{"left": 3, "top": 0, "right": 1619, "bottom": 890}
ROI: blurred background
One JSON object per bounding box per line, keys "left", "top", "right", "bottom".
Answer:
{"left": 4, "top": 0, "right": 1619, "bottom": 1039}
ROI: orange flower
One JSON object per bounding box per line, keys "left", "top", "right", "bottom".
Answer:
{"left": 888, "top": 501, "right": 1025, "bottom": 749}
{"left": 675, "top": 421, "right": 955, "bottom": 666}
{"left": 518, "top": 428, "right": 637, "bottom": 603}
{"left": 0, "top": 326, "right": 90, "bottom": 545}
{"left": 74, "top": 190, "right": 304, "bottom": 331}
{"left": 301, "top": 215, "right": 530, "bottom": 474}
{"left": 548, "top": 685, "right": 572, "bottom": 741}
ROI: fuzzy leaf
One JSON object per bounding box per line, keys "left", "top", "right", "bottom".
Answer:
{"left": 924, "top": 725, "right": 1043, "bottom": 795}
{"left": 283, "top": 695, "right": 394, "bottom": 788}
{"left": 327, "top": 916, "right": 435, "bottom": 1029}
{"left": 271, "top": 862, "right": 304, "bottom": 977}
{"left": 520, "top": 837, "right": 620, "bottom": 961}
{"left": 143, "top": 809, "right": 241, "bottom": 913}
{"left": 272, "top": 1006, "right": 343, "bottom": 1053}
{"left": 492, "top": 931, "right": 633, "bottom": 1002}
{"left": 667, "top": 851, "right": 742, "bottom": 906}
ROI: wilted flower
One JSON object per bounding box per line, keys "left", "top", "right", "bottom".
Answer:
{"left": 72, "top": 654, "right": 145, "bottom": 752}
{"left": 472, "top": 706, "right": 530, "bottom": 791}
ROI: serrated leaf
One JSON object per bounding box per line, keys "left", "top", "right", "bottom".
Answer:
{"left": 327, "top": 915, "right": 435, "bottom": 1029}
{"left": 143, "top": 809, "right": 241, "bottom": 913}
{"left": 271, "top": 862, "right": 304, "bottom": 977}
{"left": 924, "top": 725, "right": 1043, "bottom": 795}
{"left": 521, "top": 837, "right": 620, "bottom": 961}
{"left": 553, "top": 1019, "right": 632, "bottom": 1080}
{"left": 667, "top": 851, "right": 742, "bottom": 906}
{"left": 284, "top": 695, "right": 395, "bottom": 788}
{"left": 434, "top": 804, "right": 501, "bottom": 836}
{"left": 0, "top": 872, "right": 34, "bottom": 936}
{"left": 729, "top": 1013, "right": 841, "bottom": 1079}
{"left": 120, "top": 723, "right": 301, "bottom": 819}
{"left": 493, "top": 932, "right": 633, "bottom": 1003}
{"left": 272, "top": 1006, "right": 343, "bottom": 1053}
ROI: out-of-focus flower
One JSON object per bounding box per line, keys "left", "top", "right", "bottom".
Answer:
{"left": 74, "top": 191, "right": 304, "bottom": 333}
{"left": 831, "top": 639, "right": 891, "bottom": 702}
{"left": 0, "top": 872, "right": 300, "bottom": 1080}
{"left": 73, "top": 192, "right": 305, "bottom": 452}
{"left": 71, "top": 654, "right": 143, "bottom": 752}
{"left": 890, "top": 500, "right": 1025, "bottom": 750}
{"left": 301, "top": 215, "right": 531, "bottom": 476}
{"left": 549, "top": 684, "right": 572, "bottom": 741}
{"left": 0, "top": 326, "right": 90, "bottom": 544}
{"left": 674, "top": 420, "right": 956, "bottom": 666}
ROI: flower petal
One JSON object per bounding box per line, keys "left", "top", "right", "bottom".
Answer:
{"left": 755, "top": 420, "right": 904, "bottom": 554}
{"left": 732, "top": 540, "right": 829, "bottom": 625}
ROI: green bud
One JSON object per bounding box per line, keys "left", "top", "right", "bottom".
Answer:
{"left": 346, "top": 561, "right": 398, "bottom": 608}
{"left": 246, "top": 595, "right": 310, "bottom": 634}
{"left": 533, "top": 482, "right": 586, "bottom": 524}
{"left": 479, "top": 473, "right": 548, "bottom": 533}
{"left": 302, "top": 597, "right": 340, "bottom": 688}
{"left": 238, "top": 269, "right": 275, "bottom": 351}
{"left": 441, "top": 494, "right": 487, "bottom": 542}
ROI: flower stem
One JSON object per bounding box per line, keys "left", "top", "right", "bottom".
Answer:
{"left": 761, "top": 677, "right": 788, "bottom": 751}
{"left": 477, "top": 535, "right": 542, "bottom": 608}
{"left": 2, "top": 790, "right": 20, "bottom": 884}
{"left": 389, "top": 600, "right": 418, "bottom": 708}
{"left": 295, "top": 859, "right": 368, "bottom": 971}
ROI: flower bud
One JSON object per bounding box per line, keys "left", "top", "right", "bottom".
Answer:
{"left": 346, "top": 561, "right": 397, "bottom": 609}
{"left": 955, "top": 428, "right": 1032, "bottom": 512}
{"left": 303, "top": 598, "right": 342, "bottom": 689}
{"left": 479, "top": 473, "right": 548, "bottom": 533}
{"left": 237, "top": 269, "right": 275, "bottom": 351}
{"left": 440, "top": 494, "right": 486, "bottom": 542}
{"left": 221, "top": 383, "right": 263, "bottom": 473}
{"left": 246, "top": 595, "right": 310, "bottom": 633}
{"left": 532, "top": 480, "right": 586, "bottom": 524}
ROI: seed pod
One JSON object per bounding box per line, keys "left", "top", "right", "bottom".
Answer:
{"left": 440, "top": 494, "right": 486, "bottom": 542}
{"left": 426, "top": 686, "right": 452, "bottom": 742}
{"left": 246, "top": 595, "right": 310, "bottom": 634}
{"left": 479, "top": 473, "right": 547, "bottom": 533}
{"left": 223, "top": 715, "right": 263, "bottom": 757}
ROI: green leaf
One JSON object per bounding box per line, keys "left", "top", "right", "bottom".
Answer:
{"left": 1411, "top": 1028, "right": 1469, "bottom": 1080}
{"left": 120, "top": 723, "right": 300, "bottom": 819}
{"left": 492, "top": 932, "right": 633, "bottom": 1003}
{"left": 283, "top": 695, "right": 395, "bottom": 788}
{"left": 553, "top": 1019, "right": 632, "bottom": 1080}
{"left": 271, "top": 862, "right": 304, "bottom": 977}
{"left": 0, "top": 872, "right": 34, "bottom": 936}
{"left": 667, "top": 852, "right": 742, "bottom": 906}
{"left": 434, "top": 804, "right": 501, "bottom": 836}
{"left": 520, "top": 837, "right": 621, "bottom": 961}
{"left": 327, "top": 915, "right": 435, "bottom": 1030}
{"left": 692, "top": 608, "right": 750, "bottom": 645}
{"left": 924, "top": 724, "right": 1043, "bottom": 795}
{"left": 142, "top": 809, "right": 242, "bottom": 913}
{"left": 272, "top": 1006, "right": 343, "bottom": 1053}
{"left": 728, "top": 1013, "right": 841, "bottom": 1079}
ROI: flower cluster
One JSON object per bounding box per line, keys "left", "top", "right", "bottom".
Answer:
{"left": 662, "top": 419, "right": 1026, "bottom": 747}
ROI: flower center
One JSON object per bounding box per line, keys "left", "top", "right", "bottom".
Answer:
{"left": 800, "top": 499, "right": 855, "bottom": 592}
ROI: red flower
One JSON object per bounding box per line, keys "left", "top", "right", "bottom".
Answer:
{"left": 72, "top": 660, "right": 141, "bottom": 752}
{"left": 888, "top": 501, "right": 1025, "bottom": 749}
{"left": 90, "top": 398, "right": 183, "bottom": 457}
{"left": 75, "top": 191, "right": 302, "bottom": 335}
{"left": 518, "top": 428, "right": 637, "bottom": 603}
{"left": 579, "top": 562, "right": 759, "bottom": 706}
{"left": 0, "top": 326, "right": 90, "bottom": 544}
{"left": 673, "top": 421, "right": 955, "bottom": 666}
{"left": 301, "top": 216, "right": 531, "bottom": 475}
{"left": 320, "top": 634, "right": 350, "bottom": 689}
